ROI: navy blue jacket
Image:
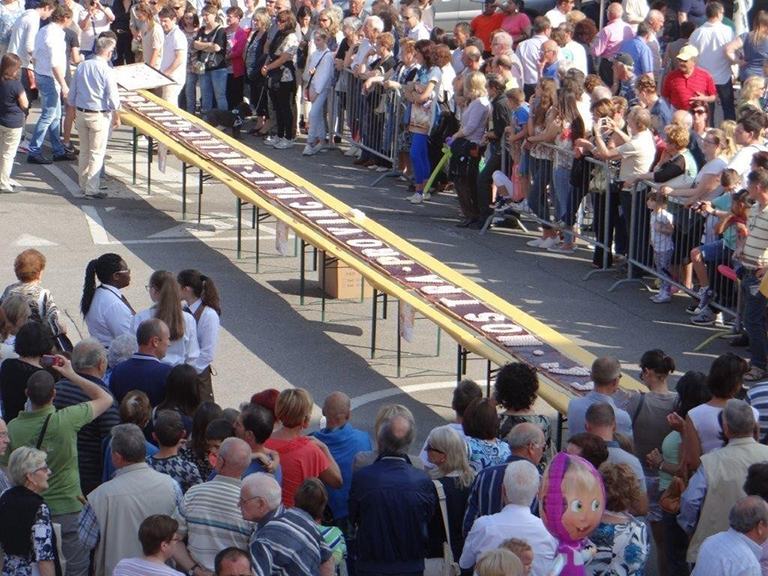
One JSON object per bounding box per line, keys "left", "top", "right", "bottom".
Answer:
{"left": 109, "top": 353, "right": 172, "bottom": 407}
{"left": 349, "top": 454, "right": 436, "bottom": 574}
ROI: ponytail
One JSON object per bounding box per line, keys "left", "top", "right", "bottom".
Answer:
{"left": 81, "top": 253, "right": 125, "bottom": 317}
{"left": 640, "top": 349, "right": 676, "bottom": 376}
{"left": 151, "top": 270, "right": 185, "bottom": 341}
{"left": 178, "top": 269, "right": 221, "bottom": 316}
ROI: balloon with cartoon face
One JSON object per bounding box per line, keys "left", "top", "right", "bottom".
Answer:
{"left": 540, "top": 452, "right": 605, "bottom": 576}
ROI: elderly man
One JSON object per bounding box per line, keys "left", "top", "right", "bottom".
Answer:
{"left": 661, "top": 45, "right": 716, "bottom": 112}
{"left": 402, "top": 5, "right": 429, "bottom": 40}
{"left": 240, "top": 473, "right": 334, "bottom": 576}
{"left": 460, "top": 461, "right": 556, "bottom": 576}
{"left": 215, "top": 548, "right": 252, "bottom": 576}
{"left": 79, "top": 423, "right": 182, "bottom": 576}
{"left": 737, "top": 168, "right": 768, "bottom": 382}
{"left": 2, "top": 356, "right": 113, "bottom": 576}
{"left": 689, "top": 1, "right": 734, "bottom": 120}
{"left": 538, "top": 40, "right": 559, "bottom": 81}
{"left": 28, "top": 4, "right": 77, "bottom": 165}
{"left": 463, "top": 422, "right": 545, "bottom": 535}
{"left": 611, "top": 52, "right": 638, "bottom": 106}
{"left": 679, "top": 400, "right": 768, "bottom": 562}
{"left": 343, "top": 0, "right": 368, "bottom": 21}
{"left": 109, "top": 318, "right": 173, "bottom": 406}
{"left": 174, "top": 437, "right": 255, "bottom": 575}
{"left": 515, "top": 16, "right": 550, "bottom": 98}
{"left": 591, "top": 3, "right": 632, "bottom": 85}
{"left": 53, "top": 338, "right": 119, "bottom": 496}
{"left": 349, "top": 415, "right": 436, "bottom": 576}
{"left": 489, "top": 31, "right": 523, "bottom": 87}
{"left": 644, "top": 9, "right": 664, "bottom": 75}
{"left": 693, "top": 497, "right": 768, "bottom": 576}
{"left": 567, "top": 356, "right": 632, "bottom": 438}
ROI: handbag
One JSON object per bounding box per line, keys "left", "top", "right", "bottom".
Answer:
{"left": 39, "top": 291, "right": 73, "bottom": 353}
{"left": 423, "top": 480, "right": 460, "bottom": 576}
{"left": 659, "top": 474, "right": 687, "bottom": 514}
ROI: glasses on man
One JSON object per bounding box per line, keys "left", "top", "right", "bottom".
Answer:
{"left": 238, "top": 495, "right": 261, "bottom": 506}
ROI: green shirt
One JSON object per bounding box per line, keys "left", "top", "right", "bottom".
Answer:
{"left": 1, "top": 403, "right": 94, "bottom": 516}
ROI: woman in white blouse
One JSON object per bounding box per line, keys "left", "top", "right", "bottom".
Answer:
{"left": 177, "top": 269, "right": 220, "bottom": 401}
{"left": 81, "top": 253, "right": 135, "bottom": 348}
{"left": 132, "top": 270, "right": 199, "bottom": 369}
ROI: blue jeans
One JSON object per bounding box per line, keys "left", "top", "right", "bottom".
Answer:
{"left": 529, "top": 157, "right": 553, "bottom": 229}
{"left": 185, "top": 71, "right": 199, "bottom": 114}
{"left": 29, "top": 73, "right": 65, "bottom": 158}
{"left": 553, "top": 165, "right": 574, "bottom": 243}
{"left": 199, "top": 68, "right": 227, "bottom": 113}
{"left": 742, "top": 270, "right": 768, "bottom": 369}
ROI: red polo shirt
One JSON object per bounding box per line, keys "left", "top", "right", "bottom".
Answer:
{"left": 661, "top": 66, "right": 716, "bottom": 111}
{"left": 471, "top": 12, "right": 505, "bottom": 52}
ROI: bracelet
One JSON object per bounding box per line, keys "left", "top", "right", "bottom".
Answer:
{"left": 657, "top": 460, "right": 664, "bottom": 472}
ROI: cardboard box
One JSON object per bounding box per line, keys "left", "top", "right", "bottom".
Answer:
{"left": 318, "top": 251, "right": 374, "bottom": 299}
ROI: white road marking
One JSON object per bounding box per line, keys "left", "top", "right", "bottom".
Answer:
{"left": 350, "top": 381, "right": 467, "bottom": 410}
{"left": 43, "top": 164, "right": 82, "bottom": 197}
{"left": 81, "top": 205, "right": 111, "bottom": 245}
{"left": 12, "top": 233, "right": 57, "bottom": 246}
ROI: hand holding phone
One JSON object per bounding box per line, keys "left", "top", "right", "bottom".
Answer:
{"left": 41, "top": 355, "right": 64, "bottom": 368}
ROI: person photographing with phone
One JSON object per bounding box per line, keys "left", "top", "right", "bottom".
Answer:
{"left": 0, "top": 353, "right": 114, "bottom": 576}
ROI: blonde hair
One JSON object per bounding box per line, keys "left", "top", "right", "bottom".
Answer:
{"left": 718, "top": 121, "right": 739, "bottom": 159}
{"left": 566, "top": 9, "right": 586, "bottom": 23}
{"left": 664, "top": 124, "right": 690, "bottom": 151}
{"left": 1, "top": 294, "right": 30, "bottom": 328}
{"left": 318, "top": 7, "right": 340, "bottom": 35}
{"left": 464, "top": 71, "right": 488, "bottom": 101}
{"left": 740, "top": 76, "right": 765, "bottom": 105}
{"left": 149, "top": 270, "right": 185, "bottom": 341}
{"left": 275, "top": 388, "right": 313, "bottom": 428}
{"left": 475, "top": 549, "right": 524, "bottom": 576}
{"left": 426, "top": 426, "right": 475, "bottom": 488}
{"left": 252, "top": 7, "right": 271, "bottom": 31}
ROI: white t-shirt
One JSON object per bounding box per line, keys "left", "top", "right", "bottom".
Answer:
{"left": 113, "top": 558, "right": 184, "bottom": 576}
{"left": 81, "top": 8, "right": 112, "bottom": 53}
{"left": 617, "top": 129, "right": 656, "bottom": 186}
{"left": 544, "top": 7, "right": 567, "bottom": 27}
{"left": 161, "top": 25, "right": 187, "bottom": 85}
{"left": 730, "top": 143, "right": 768, "bottom": 188}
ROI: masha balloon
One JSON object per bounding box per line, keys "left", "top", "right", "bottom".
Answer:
{"left": 539, "top": 452, "right": 605, "bottom": 576}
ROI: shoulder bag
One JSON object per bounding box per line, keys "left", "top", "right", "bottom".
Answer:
{"left": 423, "top": 480, "right": 460, "bottom": 576}
{"left": 38, "top": 291, "right": 73, "bottom": 354}
{"left": 35, "top": 413, "right": 66, "bottom": 576}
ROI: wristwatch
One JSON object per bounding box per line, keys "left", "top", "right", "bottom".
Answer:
{"left": 187, "top": 564, "right": 200, "bottom": 576}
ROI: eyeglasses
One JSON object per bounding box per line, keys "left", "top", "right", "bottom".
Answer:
{"left": 116, "top": 268, "right": 130, "bottom": 275}
{"left": 33, "top": 465, "right": 49, "bottom": 474}
{"left": 238, "top": 495, "right": 261, "bottom": 506}
{"left": 0, "top": 432, "right": 8, "bottom": 439}
{"left": 692, "top": 109, "right": 707, "bottom": 115}
{"left": 145, "top": 285, "right": 153, "bottom": 291}
{"left": 543, "top": 48, "right": 556, "bottom": 53}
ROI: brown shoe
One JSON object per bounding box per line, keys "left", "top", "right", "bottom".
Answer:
{"left": 362, "top": 159, "right": 377, "bottom": 167}
{"left": 353, "top": 158, "right": 367, "bottom": 165}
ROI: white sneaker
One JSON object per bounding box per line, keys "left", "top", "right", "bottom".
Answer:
{"left": 18, "top": 140, "right": 29, "bottom": 154}
{"left": 526, "top": 237, "right": 544, "bottom": 247}
{"left": 375, "top": 165, "right": 388, "bottom": 172}
{"left": 539, "top": 237, "right": 559, "bottom": 249}
{"left": 274, "top": 138, "right": 295, "bottom": 149}
{"left": 302, "top": 144, "right": 314, "bottom": 156}
{"left": 264, "top": 135, "right": 279, "bottom": 146}
{"left": 311, "top": 142, "right": 324, "bottom": 154}
{"left": 422, "top": 190, "right": 431, "bottom": 201}
{"left": 344, "top": 145, "right": 358, "bottom": 157}
{"left": 409, "top": 192, "right": 423, "bottom": 204}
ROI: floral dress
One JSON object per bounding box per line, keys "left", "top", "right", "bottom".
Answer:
{"left": 2, "top": 503, "right": 55, "bottom": 576}
{"left": 587, "top": 513, "right": 649, "bottom": 576}
{"left": 465, "top": 437, "right": 512, "bottom": 472}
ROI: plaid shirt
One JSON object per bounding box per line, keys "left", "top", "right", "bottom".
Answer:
{"left": 78, "top": 478, "right": 182, "bottom": 549}
{"left": 0, "top": 469, "right": 10, "bottom": 494}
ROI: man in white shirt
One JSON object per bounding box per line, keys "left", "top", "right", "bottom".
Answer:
{"left": 729, "top": 114, "right": 768, "bottom": 188}
{"left": 402, "top": 4, "right": 430, "bottom": 40}
{"left": 451, "top": 22, "right": 470, "bottom": 74}
{"left": 28, "top": 4, "right": 77, "bottom": 165}
{"left": 688, "top": 1, "right": 735, "bottom": 120}
{"left": 159, "top": 7, "right": 188, "bottom": 105}
{"left": 545, "top": 0, "right": 573, "bottom": 27}
{"left": 644, "top": 9, "right": 664, "bottom": 77}
{"left": 460, "top": 461, "right": 557, "bottom": 576}
{"left": 68, "top": 36, "right": 121, "bottom": 199}
{"left": 515, "top": 15, "right": 551, "bottom": 99}
{"left": 7, "top": 0, "right": 55, "bottom": 146}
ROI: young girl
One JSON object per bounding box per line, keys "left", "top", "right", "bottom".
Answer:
{"left": 500, "top": 539, "right": 534, "bottom": 575}
{"left": 647, "top": 191, "right": 675, "bottom": 304}
{"left": 492, "top": 88, "right": 529, "bottom": 209}
{"left": 303, "top": 30, "right": 334, "bottom": 155}
{"left": 475, "top": 549, "right": 524, "bottom": 576}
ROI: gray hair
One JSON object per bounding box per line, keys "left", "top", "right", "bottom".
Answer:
{"left": 107, "top": 334, "right": 138, "bottom": 368}
{"left": 507, "top": 422, "right": 544, "bottom": 449}
{"left": 8, "top": 446, "right": 46, "bottom": 487}
{"left": 503, "top": 460, "right": 540, "bottom": 506}
{"left": 72, "top": 338, "right": 107, "bottom": 371}
{"left": 493, "top": 31, "right": 513, "bottom": 47}
{"left": 723, "top": 399, "right": 756, "bottom": 437}
{"left": 730, "top": 496, "right": 768, "bottom": 533}
{"left": 94, "top": 36, "right": 116, "bottom": 56}
{"left": 342, "top": 16, "right": 362, "bottom": 32}
{"left": 242, "top": 472, "right": 282, "bottom": 509}
{"left": 111, "top": 423, "right": 147, "bottom": 463}
{"left": 366, "top": 15, "right": 383, "bottom": 32}
{"left": 218, "top": 437, "right": 252, "bottom": 475}
{"left": 592, "top": 85, "right": 613, "bottom": 101}
{"left": 426, "top": 425, "right": 475, "bottom": 488}
{"left": 377, "top": 414, "right": 416, "bottom": 454}
{"left": 591, "top": 356, "right": 621, "bottom": 387}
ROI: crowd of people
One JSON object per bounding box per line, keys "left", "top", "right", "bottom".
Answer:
{"left": 1, "top": 249, "right": 768, "bottom": 576}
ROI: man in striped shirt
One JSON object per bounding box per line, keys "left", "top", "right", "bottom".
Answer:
{"left": 240, "top": 473, "right": 334, "bottom": 576}
{"left": 173, "top": 437, "right": 255, "bottom": 576}
{"left": 739, "top": 168, "right": 768, "bottom": 383}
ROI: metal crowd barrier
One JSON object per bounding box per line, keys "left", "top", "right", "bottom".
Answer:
{"left": 495, "top": 141, "right": 619, "bottom": 280}
{"left": 328, "top": 69, "right": 405, "bottom": 186}
{"left": 611, "top": 179, "right": 739, "bottom": 321}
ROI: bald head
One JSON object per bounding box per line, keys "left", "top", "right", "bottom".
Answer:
{"left": 607, "top": 2, "right": 622, "bottom": 19}
{"left": 217, "top": 437, "right": 252, "bottom": 478}
{"left": 463, "top": 46, "right": 482, "bottom": 68}
{"left": 323, "top": 392, "right": 351, "bottom": 427}
{"left": 541, "top": 40, "right": 558, "bottom": 63}
{"left": 377, "top": 414, "right": 416, "bottom": 455}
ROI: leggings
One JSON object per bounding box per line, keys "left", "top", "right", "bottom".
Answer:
{"left": 270, "top": 80, "right": 296, "bottom": 139}
{"left": 409, "top": 132, "right": 430, "bottom": 186}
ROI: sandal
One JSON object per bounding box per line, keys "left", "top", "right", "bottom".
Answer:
{"left": 744, "top": 366, "right": 768, "bottom": 383}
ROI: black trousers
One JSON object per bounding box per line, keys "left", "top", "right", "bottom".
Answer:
{"left": 715, "top": 80, "right": 736, "bottom": 122}
{"left": 455, "top": 157, "right": 481, "bottom": 221}
{"left": 269, "top": 80, "right": 296, "bottom": 139}
{"left": 226, "top": 74, "right": 244, "bottom": 109}
{"left": 598, "top": 58, "right": 614, "bottom": 87}
{"left": 113, "top": 30, "right": 135, "bottom": 66}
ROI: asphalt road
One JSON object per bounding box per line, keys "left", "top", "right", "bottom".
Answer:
{"left": 0, "top": 118, "right": 736, "bottom": 452}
